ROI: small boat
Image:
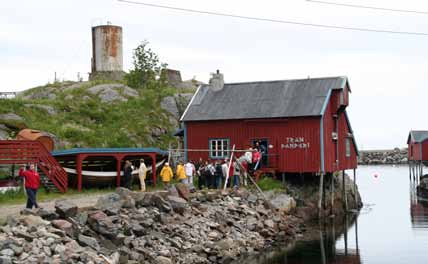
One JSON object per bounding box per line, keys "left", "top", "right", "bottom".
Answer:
{"left": 63, "top": 159, "right": 166, "bottom": 185}
{"left": 0, "top": 179, "right": 20, "bottom": 193}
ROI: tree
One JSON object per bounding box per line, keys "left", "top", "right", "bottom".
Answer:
{"left": 125, "top": 40, "right": 168, "bottom": 89}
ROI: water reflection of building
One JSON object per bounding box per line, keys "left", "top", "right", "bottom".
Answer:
{"left": 410, "top": 186, "right": 428, "bottom": 229}
{"left": 247, "top": 215, "right": 361, "bottom": 264}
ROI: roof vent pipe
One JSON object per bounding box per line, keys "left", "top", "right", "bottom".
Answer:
{"left": 209, "top": 69, "right": 224, "bottom": 92}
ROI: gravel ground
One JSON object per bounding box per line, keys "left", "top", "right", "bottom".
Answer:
{"left": 0, "top": 193, "right": 104, "bottom": 223}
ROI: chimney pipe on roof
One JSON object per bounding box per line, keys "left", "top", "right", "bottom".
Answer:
{"left": 209, "top": 69, "right": 224, "bottom": 92}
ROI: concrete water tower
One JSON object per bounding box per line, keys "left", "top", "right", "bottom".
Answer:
{"left": 89, "top": 22, "right": 124, "bottom": 81}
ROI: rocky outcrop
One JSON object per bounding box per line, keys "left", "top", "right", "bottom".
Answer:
{"left": 161, "top": 93, "right": 194, "bottom": 119}
{"left": 358, "top": 148, "right": 407, "bottom": 165}
{"left": 24, "top": 104, "right": 57, "bottom": 115}
{"left": 0, "top": 187, "right": 303, "bottom": 264}
{"left": 0, "top": 125, "right": 10, "bottom": 140}
{"left": 0, "top": 113, "right": 26, "bottom": 130}
{"left": 87, "top": 84, "right": 139, "bottom": 103}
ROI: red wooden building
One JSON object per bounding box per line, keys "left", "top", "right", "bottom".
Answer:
{"left": 180, "top": 72, "right": 358, "bottom": 175}
{"left": 407, "top": 131, "right": 428, "bottom": 162}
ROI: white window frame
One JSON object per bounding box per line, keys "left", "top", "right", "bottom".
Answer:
{"left": 345, "top": 137, "right": 351, "bottom": 158}
{"left": 209, "top": 138, "right": 230, "bottom": 159}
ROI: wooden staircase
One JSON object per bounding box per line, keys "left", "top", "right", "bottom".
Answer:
{"left": 0, "top": 140, "right": 67, "bottom": 193}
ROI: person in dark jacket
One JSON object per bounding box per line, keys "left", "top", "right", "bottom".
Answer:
{"left": 214, "top": 161, "right": 224, "bottom": 189}
{"left": 19, "top": 164, "right": 40, "bottom": 209}
{"left": 123, "top": 160, "right": 133, "bottom": 189}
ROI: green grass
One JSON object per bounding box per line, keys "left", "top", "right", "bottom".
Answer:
{"left": 0, "top": 80, "right": 178, "bottom": 149}
{"left": 257, "top": 177, "right": 285, "bottom": 191}
{"left": 0, "top": 187, "right": 115, "bottom": 206}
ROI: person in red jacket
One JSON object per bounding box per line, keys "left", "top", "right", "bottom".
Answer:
{"left": 19, "top": 164, "right": 40, "bottom": 209}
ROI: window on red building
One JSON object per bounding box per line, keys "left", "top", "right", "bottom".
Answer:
{"left": 209, "top": 139, "right": 229, "bottom": 159}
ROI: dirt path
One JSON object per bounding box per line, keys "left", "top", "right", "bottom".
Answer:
{"left": 0, "top": 193, "right": 105, "bottom": 221}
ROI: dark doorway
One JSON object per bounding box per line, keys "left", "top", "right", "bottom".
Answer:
{"left": 251, "top": 138, "right": 269, "bottom": 167}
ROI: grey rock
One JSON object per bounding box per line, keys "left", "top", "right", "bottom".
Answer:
{"left": 151, "top": 194, "right": 172, "bottom": 212}
{"left": 87, "top": 211, "right": 117, "bottom": 239}
{"left": 0, "top": 256, "right": 12, "bottom": 264}
{"left": 51, "top": 219, "right": 76, "bottom": 238}
{"left": 95, "top": 193, "right": 123, "bottom": 215}
{"left": 36, "top": 208, "right": 59, "bottom": 220}
{"left": 0, "top": 113, "right": 26, "bottom": 129}
{"left": 155, "top": 256, "right": 172, "bottom": 264}
{"left": 78, "top": 234, "right": 100, "bottom": 251}
{"left": 166, "top": 196, "right": 188, "bottom": 214}
{"left": 0, "top": 249, "right": 14, "bottom": 257}
{"left": 24, "top": 104, "right": 57, "bottom": 115}
{"left": 161, "top": 96, "right": 180, "bottom": 118}
{"left": 55, "top": 200, "right": 78, "bottom": 219}
{"left": 21, "top": 87, "right": 56, "bottom": 100}
{"left": 87, "top": 84, "right": 138, "bottom": 103}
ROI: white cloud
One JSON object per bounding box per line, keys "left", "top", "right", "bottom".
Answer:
{"left": 2, "top": 0, "right": 428, "bottom": 149}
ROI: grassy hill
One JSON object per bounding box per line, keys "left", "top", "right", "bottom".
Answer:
{"left": 0, "top": 80, "right": 188, "bottom": 150}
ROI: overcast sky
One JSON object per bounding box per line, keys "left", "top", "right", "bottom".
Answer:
{"left": 2, "top": 0, "right": 428, "bottom": 150}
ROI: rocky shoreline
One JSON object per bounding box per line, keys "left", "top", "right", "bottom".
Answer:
{"left": 358, "top": 148, "right": 408, "bottom": 165}
{"left": 0, "top": 173, "right": 362, "bottom": 264}
{"left": 0, "top": 185, "right": 302, "bottom": 264}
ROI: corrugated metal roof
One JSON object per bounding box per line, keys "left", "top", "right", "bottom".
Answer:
{"left": 51, "top": 148, "right": 168, "bottom": 156}
{"left": 408, "top": 131, "right": 428, "bottom": 143}
{"left": 181, "top": 76, "right": 347, "bottom": 121}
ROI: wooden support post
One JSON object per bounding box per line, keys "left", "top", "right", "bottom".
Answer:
{"left": 353, "top": 168, "right": 358, "bottom": 208}
{"left": 342, "top": 170, "right": 348, "bottom": 212}
{"left": 319, "top": 227, "right": 327, "bottom": 264}
{"left": 76, "top": 154, "right": 83, "bottom": 192}
{"left": 344, "top": 215, "right": 348, "bottom": 255}
{"left": 412, "top": 161, "right": 415, "bottom": 182}
{"left": 330, "top": 173, "right": 335, "bottom": 216}
{"left": 409, "top": 162, "right": 412, "bottom": 182}
{"left": 152, "top": 154, "right": 157, "bottom": 187}
{"left": 355, "top": 215, "right": 359, "bottom": 255}
{"left": 116, "top": 156, "right": 123, "bottom": 188}
{"left": 318, "top": 173, "right": 324, "bottom": 217}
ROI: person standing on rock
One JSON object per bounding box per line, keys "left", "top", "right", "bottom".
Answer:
{"left": 123, "top": 160, "right": 133, "bottom": 190}
{"left": 138, "top": 159, "right": 147, "bottom": 192}
{"left": 160, "top": 162, "right": 173, "bottom": 189}
{"left": 19, "top": 164, "right": 40, "bottom": 209}
{"left": 176, "top": 161, "right": 187, "bottom": 184}
{"left": 184, "top": 160, "right": 196, "bottom": 191}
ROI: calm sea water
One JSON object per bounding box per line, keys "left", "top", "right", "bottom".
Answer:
{"left": 262, "top": 165, "right": 428, "bottom": 264}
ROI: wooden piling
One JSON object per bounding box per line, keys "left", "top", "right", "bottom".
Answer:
{"left": 353, "top": 169, "right": 358, "bottom": 208}
{"left": 342, "top": 170, "right": 348, "bottom": 212}
{"left": 318, "top": 173, "right": 325, "bottom": 217}
{"left": 330, "top": 172, "right": 335, "bottom": 215}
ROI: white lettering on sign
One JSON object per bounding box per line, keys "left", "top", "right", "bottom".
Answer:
{"left": 281, "top": 137, "right": 310, "bottom": 149}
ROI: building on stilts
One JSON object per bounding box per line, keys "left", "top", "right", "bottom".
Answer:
{"left": 178, "top": 71, "right": 359, "bottom": 216}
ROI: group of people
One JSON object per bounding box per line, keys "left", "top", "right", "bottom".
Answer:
{"left": 159, "top": 141, "right": 267, "bottom": 190}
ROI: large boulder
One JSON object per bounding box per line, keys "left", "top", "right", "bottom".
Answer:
{"left": 160, "top": 96, "right": 180, "bottom": 118}
{"left": 268, "top": 193, "right": 296, "bottom": 213}
{"left": 87, "top": 211, "right": 117, "bottom": 239}
{"left": 55, "top": 200, "right": 78, "bottom": 219}
{"left": 77, "top": 234, "right": 100, "bottom": 251}
{"left": 51, "top": 219, "right": 76, "bottom": 238}
{"left": 166, "top": 196, "right": 188, "bottom": 214}
{"left": 174, "top": 183, "right": 190, "bottom": 201}
{"left": 24, "top": 104, "right": 57, "bottom": 115}
{"left": 87, "top": 84, "right": 138, "bottom": 103}
{"left": 95, "top": 193, "right": 124, "bottom": 215}
{"left": 0, "top": 125, "right": 9, "bottom": 140}
{"left": 0, "top": 113, "right": 26, "bottom": 129}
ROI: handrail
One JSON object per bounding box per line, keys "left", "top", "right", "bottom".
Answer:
{"left": 0, "top": 140, "right": 67, "bottom": 192}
